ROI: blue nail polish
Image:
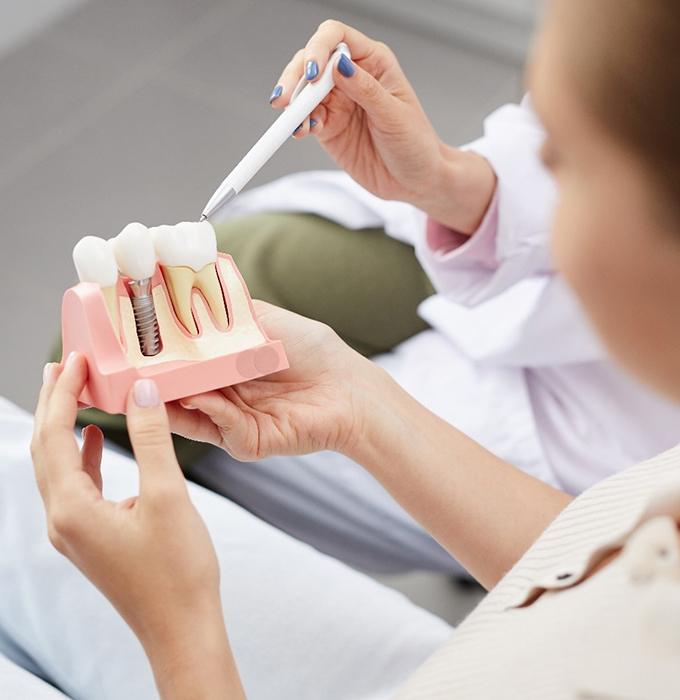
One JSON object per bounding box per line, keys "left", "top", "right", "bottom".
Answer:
{"left": 269, "top": 84, "right": 283, "bottom": 103}
{"left": 310, "top": 118, "right": 318, "bottom": 127}
{"left": 305, "top": 60, "right": 319, "bottom": 80}
{"left": 337, "top": 54, "right": 355, "bottom": 78}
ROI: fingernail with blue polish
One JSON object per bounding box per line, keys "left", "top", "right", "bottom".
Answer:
{"left": 310, "top": 118, "right": 317, "bottom": 127}
{"left": 269, "top": 84, "right": 283, "bottom": 103}
{"left": 305, "top": 60, "right": 319, "bottom": 80}
{"left": 337, "top": 54, "right": 355, "bottom": 78}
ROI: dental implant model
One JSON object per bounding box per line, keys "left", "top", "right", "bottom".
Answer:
{"left": 111, "top": 223, "right": 162, "bottom": 357}
{"left": 61, "top": 219, "right": 288, "bottom": 414}
{"left": 72, "top": 235, "right": 121, "bottom": 336}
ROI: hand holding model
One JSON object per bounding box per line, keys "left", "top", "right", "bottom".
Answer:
{"left": 273, "top": 20, "right": 497, "bottom": 233}
{"left": 31, "top": 355, "right": 246, "bottom": 698}
{"left": 167, "top": 301, "right": 373, "bottom": 460}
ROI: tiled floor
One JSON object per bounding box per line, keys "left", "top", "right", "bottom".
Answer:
{"left": 0, "top": 0, "right": 522, "bottom": 624}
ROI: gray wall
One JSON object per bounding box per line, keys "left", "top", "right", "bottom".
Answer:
{"left": 0, "top": 0, "right": 88, "bottom": 57}
{"left": 323, "top": 0, "right": 541, "bottom": 61}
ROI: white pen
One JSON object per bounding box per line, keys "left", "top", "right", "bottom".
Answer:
{"left": 200, "top": 42, "right": 351, "bottom": 222}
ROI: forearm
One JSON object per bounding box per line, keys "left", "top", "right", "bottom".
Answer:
{"left": 140, "top": 602, "right": 246, "bottom": 699}
{"left": 346, "top": 362, "right": 572, "bottom": 589}
{"left": 415, "top": 144, "right": 497, "bottom": 235}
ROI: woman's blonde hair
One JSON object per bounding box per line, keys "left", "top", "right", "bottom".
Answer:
{"left": 582, "top": 1, "right": 680, "bottom": 217}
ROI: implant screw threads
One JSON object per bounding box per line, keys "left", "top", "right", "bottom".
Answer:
{"left": 126, "top": 278, "right": 162, "bottom": 357}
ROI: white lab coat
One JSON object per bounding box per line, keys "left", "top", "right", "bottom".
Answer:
{"left": 218, "top": 97, "right": 680, "bottom": 495}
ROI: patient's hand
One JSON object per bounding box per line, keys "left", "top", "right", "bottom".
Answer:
{"left": 272, "top": 19, "right": 496, "bottom": 234}
{"left": 31, "top": 355, "right": 245, "bottom": 698}
{"left": 167, "top": 300, "right": 375, "bottom": 461}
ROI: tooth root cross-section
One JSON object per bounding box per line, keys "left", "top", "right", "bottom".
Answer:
{"left": 161, "top": 263, "right": 229, "bottom": 335}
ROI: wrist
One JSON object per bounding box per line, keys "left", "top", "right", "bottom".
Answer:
{"left": 340, "top": 359, "right": 416, "bottom": 471}
{"left": 416, "top": 144, "right": 497, "bottom": 235}
{"left": 140, "top": 599, "right": 245, "bottom": 699}
{"left": 335, "top": 350, "right": 382, "bottom": 457}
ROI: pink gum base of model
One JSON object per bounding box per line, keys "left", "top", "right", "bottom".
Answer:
{"left": 61, "top": 253, "right": 288, "bottom": 414}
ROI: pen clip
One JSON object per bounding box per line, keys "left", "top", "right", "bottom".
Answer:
{"left": 287, "top": 42, "right": 351, "bottom": 109}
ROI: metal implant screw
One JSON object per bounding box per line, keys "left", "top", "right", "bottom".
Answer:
{"left": 126, "top": 278, "right": 162, "bottom": 357}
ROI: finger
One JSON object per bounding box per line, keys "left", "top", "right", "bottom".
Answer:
{"left": 126, "top": 379, "right": 187, "bottom": 501}
{"left": 179, "top": 390, "right": 239, "bottom": 418}
{"left": 270, "top": 49, "right": 304, "bottom": 107}
{"left": 45, "top": 353, "right": 88, "bottom": 433}
{"left": 34, "top": 362, "right": 61, "bottom": 427}
{"left": 292, "top": 116, "right": 311, "bottom": 140}
{"left": 179, "top": 391, "right": 253, "bottom": 460}
{"left": 333, "top": 57, "right": 398, "bottom": 124}
{"left": 41, "top": 353, "right": 90, "bottom": 492}
{"left": 304, "top": 20, "right": 380, "bottom": 82}
{"left": 166, "top": 401, "right": 223, "bottom": 447}
{"left": 80, "top": 425, "right": 104, "bottom": 493}
{"left": 309, "top": 105, "right": 327, "bottom": 133}
{"left": 31, "top": 363, "right": 58, "bottom": 501}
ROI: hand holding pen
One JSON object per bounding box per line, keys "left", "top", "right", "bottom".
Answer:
{"left": 268, "top": 20, "right": 497, "bottom": 234}
{"left": 201, "top": 20, "right": 496, "bottom": 232}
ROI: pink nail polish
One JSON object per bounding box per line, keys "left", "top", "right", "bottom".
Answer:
{"left": 134, "top": 379, "right": 160, "bottom": 408}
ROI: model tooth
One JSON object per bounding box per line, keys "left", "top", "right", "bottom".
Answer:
{"left": 111, "top": 222, "right": 157, "bottom": 280}
{"left": 154, "top": 221, "right": 216, "bottom": 271}
{"left": 152, "top": 221, "right": 228, "bottom": 335}
{"left": 161, "top": 266, "right": 199, "bottom": 335}
{"left": 148, "top": 224, "right": 174, "bottom": 253}
{"left": 194, "top": 261, "right": 229, "bottom": 331}
{"left": 72, "top": 235, "right": 121, "bottom": 335}
{"left": 110, "top": 223, "right": 162, "bottom": 356}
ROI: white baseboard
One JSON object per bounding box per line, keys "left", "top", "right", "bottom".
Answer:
{"left": 320, "top": 0, "right": 540, "bottom": 63}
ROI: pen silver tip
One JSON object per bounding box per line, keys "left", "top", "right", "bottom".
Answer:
{"left": 200, "top": 188, "right": 237, "bottom": 224}
{"left": 199, "top": 214, "right": 207, "bottom": 222}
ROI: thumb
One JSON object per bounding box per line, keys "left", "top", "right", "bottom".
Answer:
{"left": 126, "top": 379, "right": 187, "bottom": 500}
{"left": 333, "top": 56, "right": 397, "bottom": 123}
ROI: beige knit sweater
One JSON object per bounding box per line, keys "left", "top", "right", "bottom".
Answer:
{"left": 399, "top": 444, "right": 680, "bottom": 699}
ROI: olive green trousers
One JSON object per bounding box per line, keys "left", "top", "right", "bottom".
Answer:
{"left": 55, "top": 213, "right": 434, "bottom": 465}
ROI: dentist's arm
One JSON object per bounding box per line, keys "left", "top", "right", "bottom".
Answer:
{"left": 31, "top": 355, "right": 246, "bottom": 700}
{"left": 273, "top": 20, "right": 497, "bottom": 235}
{"left": 169, "top": 302, "right": 572, "bottom": 589}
